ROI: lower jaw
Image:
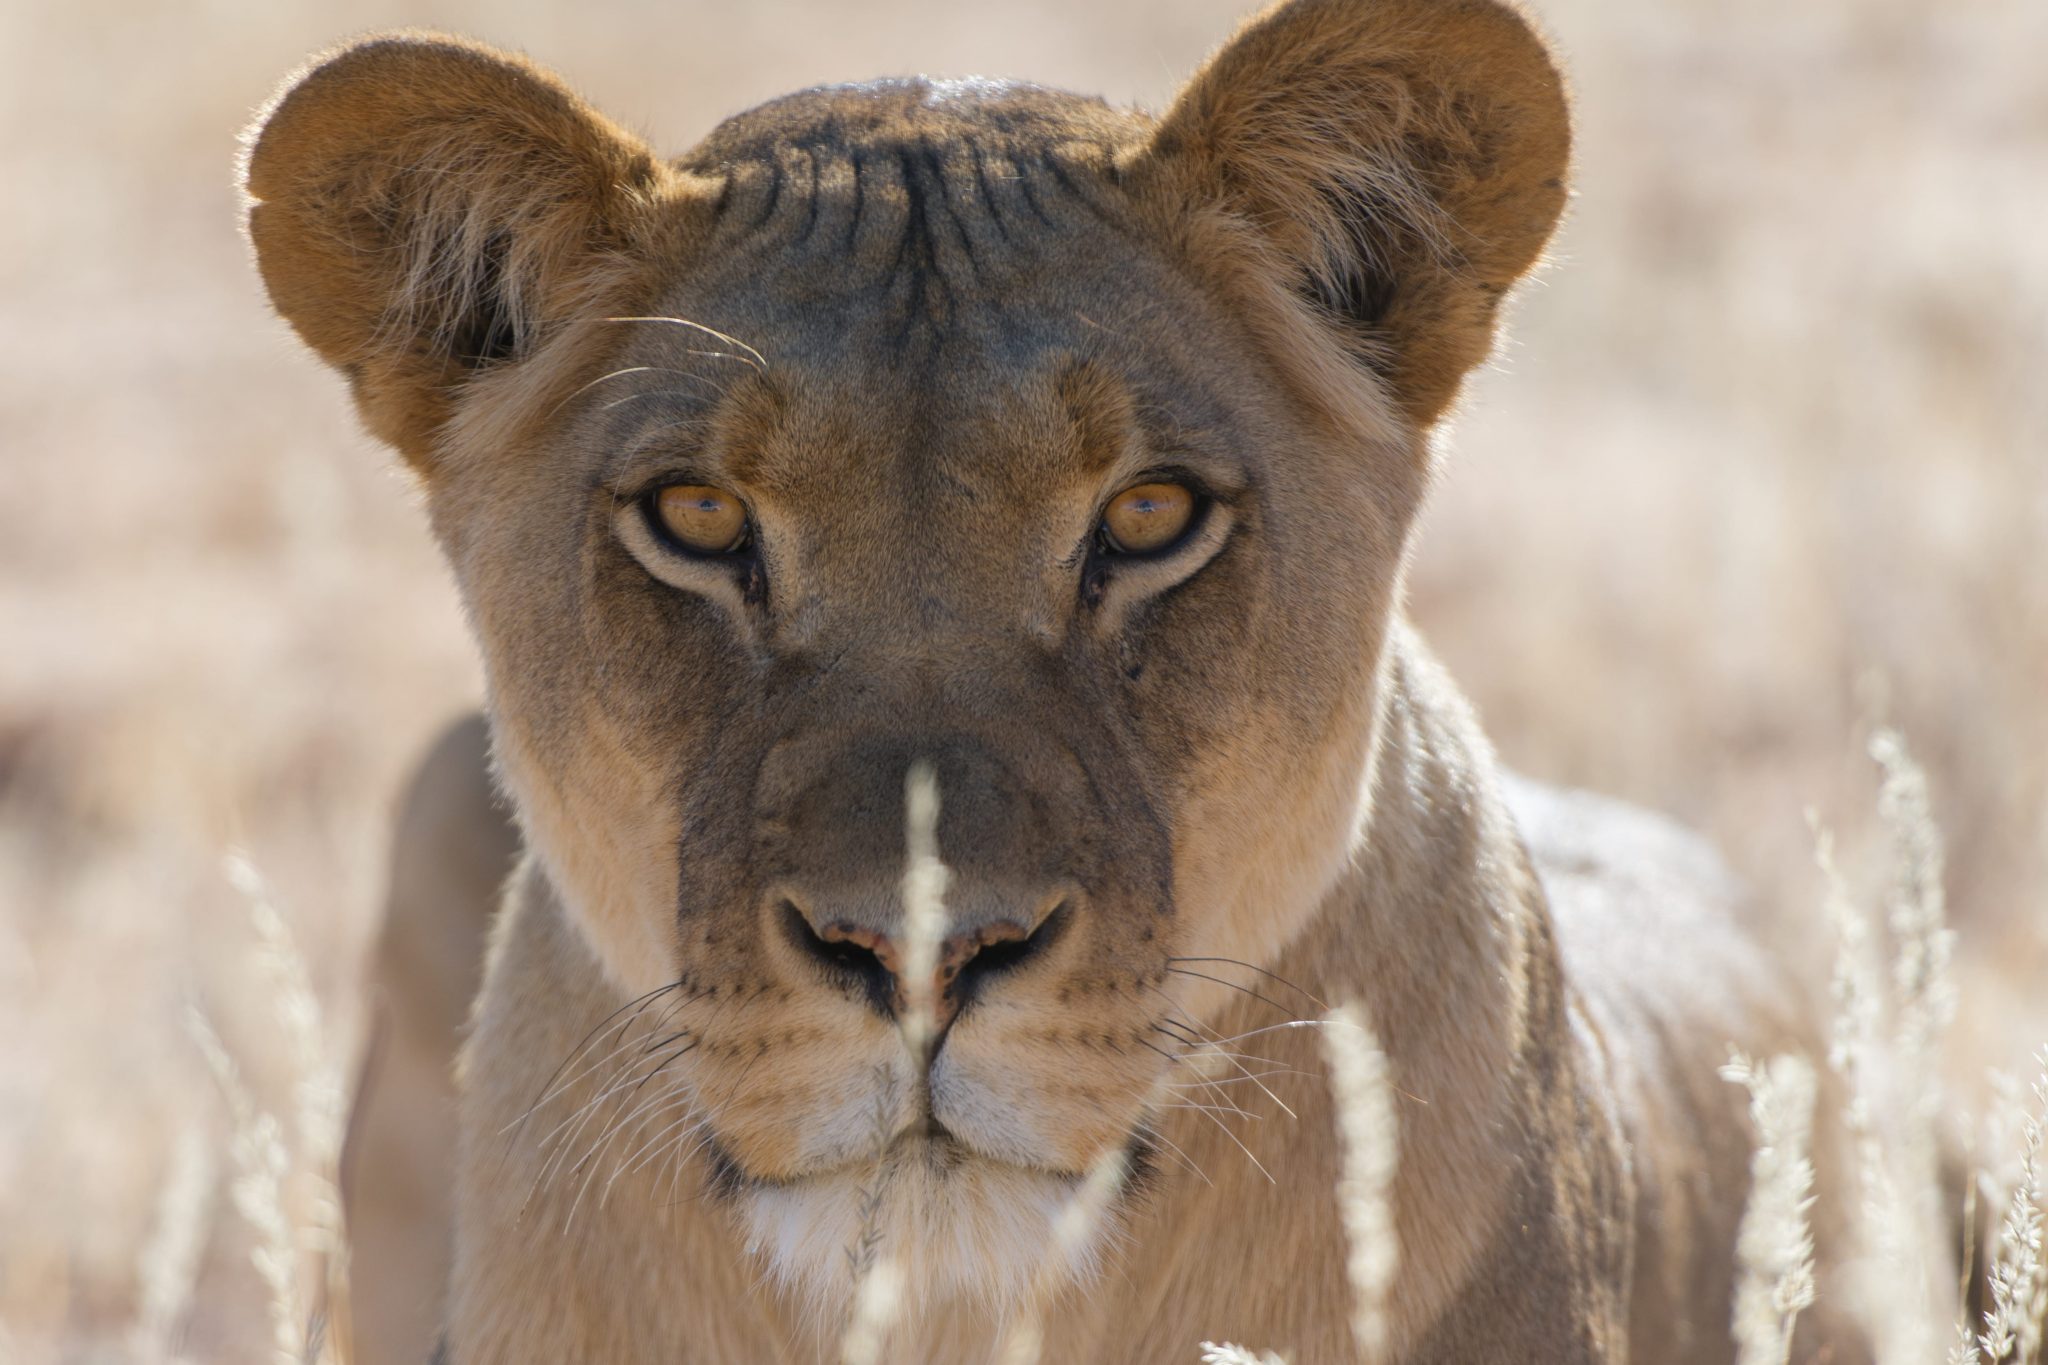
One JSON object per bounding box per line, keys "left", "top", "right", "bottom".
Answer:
{"left": 731, "top": 1152, "right": 1115, "bottom": 1319}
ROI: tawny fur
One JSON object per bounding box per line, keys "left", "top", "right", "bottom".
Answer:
{"left": 247, "top": 3, "right": 1874, "bottom": 1361}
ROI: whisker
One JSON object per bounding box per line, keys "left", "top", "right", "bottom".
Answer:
{"left": 533, "top": 1075, "right": 641, "bottom": 1199}
{"left": 1151, "top": 1022, "right": 1298, "bottom": 1068}
{"left": 529, "top": 1025, "right": 691, "bottom": 1199}
{"left": 1162, "top": 966, "right": 1303, "bottom": 1019}
{"left": 1166, "top": 956, "right": 1331, "bottom": 1012}
{"left": 1159, "top": 1097, "right": 1260, "bottom": 1122}
{"left": 1185, "top": 1101, "right": 1277, "bottom": 1185}
{"left": 615, "top": 1106, "right": 708, "bottom": 1188}
{"left": 1151, "top": 1018, "right": 1205, "bottom": 1047}
{"left": 1175, "top": 1018, "right": 1332, "bottom": 1050}
{"left": 621, "top": 1038, "right": 697, "bottom": 1105}
{"left": 598, "top": 384, "right": 715, "bottom": 413}
{"left": 1161, "top": 1069, "right": 1311, "bottom": 1090}
{"left": 1133, "top": 1120, "right": 1213, "bottom": 1188}
{"left": 508, "top": 982, "right": 684, "bottom": 1137}
{"left": 565, "top": 1086, "right": 665, "bottom": 1230}
{"left": 1146, "top": 1031, "right": 1286, "bottom": 1080}
{"left": 518, "top": 994, "right": 691, "bottom": 1155}
{"left": 1148, "top": 1024, "right": 1293, "bottom": 1069}
{"left": 1142, "top": 1032, "right": 1288, "bottom": 1122}
{"left": 560, "top": 1036, "right": 700, "bottom": 1227}
{"left": 1137, "top": 1036, "right": 1186, "bottom": 1068}
{"left": 545, "top": 365, "right": 716, "bottom": 420}
{"left": 645, "top": 1120, "right": 717, "bottom": 1218}
{"left": 601, "top": 316, "right": 768, "bottom": 370}
{"left": 600, "top": 1092, "right": 705, "bottom": 1208}
{"left": 1144, "top": 987, "right": 1301, "bottom": 1120}
{"left": 660, "top": 1124, "right": 722, "bottom": 1210}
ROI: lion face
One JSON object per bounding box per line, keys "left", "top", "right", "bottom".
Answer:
{"left": 246, "top": 4, "right": 1567, "bottom": 1313}
{"left": 445, "top": 91, "right": 1411, "bottom": 1301}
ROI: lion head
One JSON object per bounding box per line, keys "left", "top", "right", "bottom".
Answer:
{"left": 245, "top": 0, "right": 1567, "bottom": 1315}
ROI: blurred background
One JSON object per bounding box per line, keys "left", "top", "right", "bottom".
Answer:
{"left": 1, "top": 0, "right": 2042, "bottom": 1358}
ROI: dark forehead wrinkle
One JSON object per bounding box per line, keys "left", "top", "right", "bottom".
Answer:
{"left": 673, "top": 78, "right": 1151, "bottom": 357}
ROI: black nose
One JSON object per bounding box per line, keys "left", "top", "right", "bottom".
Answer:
{"left": 780, "top": 899, "right": 896, "bottom": 1015}
{"left": 781, "top": 895, "right": 1068, "bottom": 1031}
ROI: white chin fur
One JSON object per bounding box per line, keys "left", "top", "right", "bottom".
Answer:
{"left": 738, "top": 1155, "right": 1109, "bottom": 1324}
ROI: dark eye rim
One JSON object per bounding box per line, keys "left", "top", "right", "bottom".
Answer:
{"left": 638, "top": 485, "right": 757, "bottom": 560}
{"left": 1092, "top": 476, "right": 1214, "bottom": 562}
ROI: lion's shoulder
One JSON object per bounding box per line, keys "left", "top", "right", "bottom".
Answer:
{"left": 1502, "top": 772, "right": 1793, "bottom": 1035}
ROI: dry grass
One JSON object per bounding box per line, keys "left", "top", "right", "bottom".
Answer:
{"left": 1968, "top": 1058, "right": 2047, "bottom": 1364}
{"left": 1, "top": 0, "right": 2044, "bottom": 1359}
{"left": 1721, "top": 1050, "right": 1819, "bottom": 1365}
{"left": 115, "top": 742, "right": 2048, "bottom": 1365}
{"left": 1319, "top": 1005, "right": 1399, "bottom": 1361}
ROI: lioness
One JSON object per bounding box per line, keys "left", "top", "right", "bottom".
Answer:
{"left": 246, "top": 1, "right": 1873, "bottom": 1360}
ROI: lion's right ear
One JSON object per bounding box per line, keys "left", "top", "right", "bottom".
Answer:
{"left": 243, "top": 34, "right": 670, "bottom": 464}
{"left": 1130, "top": 0, "right": 1570, "bottom": 432}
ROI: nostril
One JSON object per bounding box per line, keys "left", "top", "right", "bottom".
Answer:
{"left": 949, "top": 898, "right": 1070, "bottom": 1007}
{"left": 780, "top": 900, "right": 895, "bottom": 1017}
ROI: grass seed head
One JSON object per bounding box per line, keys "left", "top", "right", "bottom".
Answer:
{"left": 1320, "top": 1003, "right": 1400, "bottom": 1361}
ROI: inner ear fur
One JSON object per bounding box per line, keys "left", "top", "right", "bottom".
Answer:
{"left": 1136, "top": 0, "right": 1570, "bottom": 429}
{"left": 243, "top": 33, "right": 669, "bottom": 463}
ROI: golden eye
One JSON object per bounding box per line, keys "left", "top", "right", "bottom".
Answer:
{"left": 1100, "top": 481, "right": 1197, "bottom": 555}
{"left": 651, "top": 484, "right": 749, "bottom": 554}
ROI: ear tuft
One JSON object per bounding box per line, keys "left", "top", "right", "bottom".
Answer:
{"left": 243, "top": 33, "right": 667, "bottom": 462}
{"left": 1139, "top": 0, "right": 1570, "bottom": 428}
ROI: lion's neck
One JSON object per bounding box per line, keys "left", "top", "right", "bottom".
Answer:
{"left": 1301, "top": 628, "right": 1558, "bottom": 1309}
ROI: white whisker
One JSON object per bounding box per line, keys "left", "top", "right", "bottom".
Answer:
{"left": 602, "top": 316, "right": 768, "bottom": 370}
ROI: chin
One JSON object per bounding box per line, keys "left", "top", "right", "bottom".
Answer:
{"left": 732, "top": 1140, "right": 1115, "bottom": 1322}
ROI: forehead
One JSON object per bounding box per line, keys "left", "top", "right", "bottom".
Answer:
{"left": 673, "top": 75, "right": 1152, "bottom": 323}
{"left": 593, "top": 80, "right": 1246, "bottom": 486}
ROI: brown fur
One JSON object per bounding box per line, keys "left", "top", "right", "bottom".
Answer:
{"left": 247, "top": 3, "right": 1873, "bottom": 1361}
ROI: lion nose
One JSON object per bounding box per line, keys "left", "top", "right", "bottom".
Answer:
{"left": 781, "top": 897, "right": 1066, "bottom": 1035}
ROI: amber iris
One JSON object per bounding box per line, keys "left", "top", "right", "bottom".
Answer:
{"left": 1100, "top": 481, "right": 1196, "bottom": 555}
{"left": 652, "top": 485, "right": 749, "bottom": 553}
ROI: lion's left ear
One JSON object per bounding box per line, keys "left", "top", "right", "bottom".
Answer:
{"left": 1132, "top": 0, "right": 1570, "bottom": 428}
{"left": 243, "top": 33, "right": 674, "bottom": 466}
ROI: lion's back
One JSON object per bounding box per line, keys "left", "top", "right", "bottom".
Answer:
{"left": 1503, "top": 774, "right": 1870, "bottom": 1365}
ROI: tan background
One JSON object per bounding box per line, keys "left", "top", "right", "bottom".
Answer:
{"left": 2, "top": 0, "right": 2043, "bottom": 1358}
